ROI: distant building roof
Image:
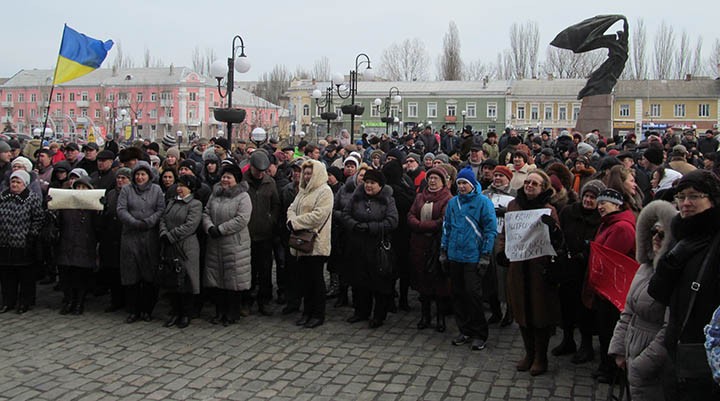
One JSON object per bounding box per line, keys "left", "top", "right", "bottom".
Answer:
{"left": 508, "top": 79, "right": 586, "bottom": 98}
{"left": 1, "top": 66, "right": 208, "bottom": 88}
{"left": 614, "top": 78, "right": 720, "bottom": 98}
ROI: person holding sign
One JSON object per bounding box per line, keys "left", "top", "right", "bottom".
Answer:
{"left": 497, "top": 170, "right": 563, "bottom": 376}
{"left": 441, "top": 167, "right": 497, "bottom": 351}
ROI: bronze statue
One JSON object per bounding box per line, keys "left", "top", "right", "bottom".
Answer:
{"left": 551, "top": 15, "right": 629, "bottom": 100}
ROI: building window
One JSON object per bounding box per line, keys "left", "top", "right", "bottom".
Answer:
{"left": 4, "top": 93, "right": 11, "bottom": 102}
{"left": 370, "top": 105, "right": 380, "bottom": 117}
{"left": 572, "top": 104, "right": 581, "bottom": 120}
{"left": 30, "top": 109, "right": 36, "bottom": 118}
{"left": 427, "top": 102, "right": 437, "bottom": 118}
{"left": 544, "top": 104, "right": 553, "bottom": 120}
{"left": 18, "top": 93, "right": 24, "bottom": 102}
{"left": 18, "top": 109, "right": 24, "bottom": 118}
{"left": 69, "top": 93, "right": 75, "bottom": 101}
{"left": 69, "top": 109, "right": 75, "bottom": 117}
{"left": 619, "top": 104, "right": 630, "bottom": 117}
{"left": 161, "top": 92, "right": 172, "bottom": 100}
{"left": 189, "top": 92, "right": 197, "bottom": 101}
{"left": 302, "top": 104, "right": 310, "bottom": 116}
{"left": 407, "top": 102, "right": 418, "bottom": 118}
{"left": 151, "top": 92, "right": 158, "bottom": 101}
{"left": 56, "top": 93, "right": 63, "bottom": 102}
{"left": 95, "top": 109, "right": 101, "bottom": 118}
{"left": 30, "top": 94, "right": 36, "bottom": 102}
{"left": 485, "top": 103, "right": 496, "bottom": 119}
{"left": 447, "top": 104, "right": 456, "bottom": 117}
{"left": 81, "top": 108, "right": 88, "bottom": 117}
{"left": 151, "top": 125, "right": 156, "bottom": 133}
{"left": 698, "top": 104, "right": 710, "bottom": 118}
{"left": 81, "top": 92, "right": 88, "bottom": 101}
{"left": 95, "top": 93, "right": 101, "bottom": 102}
{"left": 466, "top": 102, "right": 477, "bottom": 118}
{"left": 649, "top": 104, "right": 661, "bottom": 118}
{"left": 516, "top": 104, "right": 526, "bottom": 120}
{"left": 530, "top": 104, "right": 539, "bottom": 120}
{"left": 150, "top": 109, "right": 157, "bottom": 118}
{"left": 108, "top": 93, "right": 114, "bottom": 101}
{"left": 137, "top": 92, "right": 143, "bottom": 102}
{"left": 165, "top": 108, "right": 173, "bottom": 118}
{"left": 674, "top": 104, "right": 685, "bottom": 118}
{"left": 270, "top": 113, "right": 274, "bottom": 123}
{"left": 558, "top": 105, "right": 567, "bottom": 120}
{"left": 390, "top": 106, "right": 399, "bottom": 118}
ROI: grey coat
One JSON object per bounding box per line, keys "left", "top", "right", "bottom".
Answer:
{"left": 609, "top": 200, "right": 676, "bottom": 401}
{"left": 160, "top": 195, "right": 202, "bottom": 294}
{"left": 55, "top": 209, "right": 99, "bottom": 269}
{"left": 117, "top": 162, "right": 165, "bottom": 285}
{"left": 203, "top": 182, "right": 253, "bottom": 291}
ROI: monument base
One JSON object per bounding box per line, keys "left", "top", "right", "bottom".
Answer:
{"left": 575, "top": 94, "right": 612, "bottom": 138}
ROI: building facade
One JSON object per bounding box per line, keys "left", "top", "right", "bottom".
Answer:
{"left": 506, "top": 79, "right": 586, "bottom": 135}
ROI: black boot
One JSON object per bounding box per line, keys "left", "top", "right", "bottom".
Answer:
{"left": 551, "top": 328, "right": 577, "bottom": 356}
{"left": 571, "top": 334, "right": 595, "bottom": 364}
{"left": 435, "top": 299, "right": 446, "bottom": 333}
{"left": 487, "top": 298, "right": 502, "bottom": 324}
{"left": 334, "top": 284, "right": 349, "bottom": 308}
{"left": 71, "top": 290, "right": 86, "bottom": 315}
{"left": 417, "top": 298, "right": 432, "bottom": 329}
{"left": 500, "top": 304, "right": 514, "bottom": 327}
{"left": 398, "top": 280, "right": 410, "bottom": 312}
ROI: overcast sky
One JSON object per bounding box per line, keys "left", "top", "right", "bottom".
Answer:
{"left": 4, "top": 0, "right": 719, "bottom": 80}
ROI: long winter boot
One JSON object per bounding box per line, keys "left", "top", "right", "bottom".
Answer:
{"left": 551, "top": 327, "right": 577, "bottom": 356}
{"left": 435, "top": 298, "right": 446, "bottom": 333}
{"left": 517, "top": 327, "right": 535, "bottom": 371}
{"left": 417, "top": 297, "right": 432, "bottom": 329}
{"left": 572, "top": 333, "right": 595, "bottom": 364}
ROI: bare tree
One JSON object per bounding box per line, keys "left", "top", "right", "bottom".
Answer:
{"left": 541, "top": 47, "right": 605, "bottom": 79}
{"left": 675, "top": 30, "right": 691, "bottom": 79}
{"left": 312, "top": 57, "right": 331, "bottom": 81}
{"left": 256, "top": 64, "right": 291, "bottom": 105}
{"left": 653, "top": 21, "right": 676, "bottom": 79}
{"left": 191, "top": 46, "right": 203, "bottom": 73}
{"left": 710, "top": 38, "right": 720, "bottom": 77}
{"left": 379, "top": 38, "right": 430, "bottom": 81}
{"left": 111, "top": 42, "right": 134, "bottom": 70}
{"left": 631, "top": 18, "right": 648, "bottom": 79}
{"left": 508, "top": 21, "right": 539, "bottom": 79}
{"left": 464, "top": 60, "right": 494, "bottom": 80}
{"left": 437, "top": 21, "right": 463, "bottom": 80}
{"left": 293, "top": 66, "right": 311, "bottom": 80}
{"left": 691, "top": 38, "right": 704, "bottom": 76}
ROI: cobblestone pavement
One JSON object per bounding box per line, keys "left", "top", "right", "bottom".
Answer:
{"left": 0, "top": 284, "right": 612, "bottom": 401}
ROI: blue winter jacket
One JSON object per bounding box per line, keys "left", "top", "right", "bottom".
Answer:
{"left": 441, "top": 188, "right": 497, "bottom": 263}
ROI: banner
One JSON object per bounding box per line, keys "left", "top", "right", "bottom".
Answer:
{"left": 504, "top": 208, "right": 556, "bottom": 262}
{"left": 588, "top": 241, "right": 640, "bottom": 312}
{"left": 48, "top": 188, "right": 105, "bottom": 211}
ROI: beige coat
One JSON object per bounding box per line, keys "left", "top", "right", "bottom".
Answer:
{"left": 508, "top": 163, "right": 536, "bottom": 191}
{"left": 286, "top": 159, "right": 333, "bottom": 257}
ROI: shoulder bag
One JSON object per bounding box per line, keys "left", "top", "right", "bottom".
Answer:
{"left": 289, "top": 198, "right": 331, "bottom": 253}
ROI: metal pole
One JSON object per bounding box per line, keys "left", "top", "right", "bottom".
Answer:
{"left": 226, "top": 55, "right": 233, "bottom": 142}
{"left": 349, "top": 70, "right": 355, "bottom": 143}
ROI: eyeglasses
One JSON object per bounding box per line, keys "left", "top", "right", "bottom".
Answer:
{"left": 650, "top": 228, "right": 665, "bottom": 240}
{"left": 674, "top": 193, "right": 708, "bottom": 202}
{"left": 524, "top": 180, "right": 542, "bottom": 188}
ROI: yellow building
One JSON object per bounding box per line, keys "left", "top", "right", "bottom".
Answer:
{"left": 506, "top": 79, "right": 586, "bottom": 135}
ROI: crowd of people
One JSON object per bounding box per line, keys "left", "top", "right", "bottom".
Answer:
{"left": 2, "top": 124, "right": 720, "bottom": 399}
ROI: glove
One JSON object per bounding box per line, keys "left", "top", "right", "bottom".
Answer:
{"left": 208, "top": 226, "right": 221, "bottom": 238}
{"left": 496, "top": 206, "right": 507, "bottom": 217}
{"left": 665, "top": 239, "right": 709, "bottom": 268}
{"left": 540, "top": 214, "right": 555, "bottom": 227}
{"left": 477, "top": 255, "right": 490, "bottom": 276}
{"left": 99, "top": 196, "right": 107, "bottom": 205}
{"left": 355, "top": 222, "right": 369, "bottom": 232}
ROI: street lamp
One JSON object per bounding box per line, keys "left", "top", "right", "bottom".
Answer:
{"left": 332, "top": 53, "right": 374, "bottom": 142}
{"left": 312, "top": 84, "right": 338, "bottom": 136}
{"left": 373, "top": 87, "right": 401, "bottom": 136}
{"left": 461, "top": 110, "right": 466, "bottom": 128}
{"left": 210, "top": 35, "right": 251, "bottom": 143}
{"left": 250, "top": 127, "right": 268, "bottom": 147}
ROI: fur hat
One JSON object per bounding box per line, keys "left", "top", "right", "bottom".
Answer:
{"left": 221, "top": 163, "right": 243, "bottom": 183}
{"left": 176, "top": 174, "right": 199, "bottom": 193}
{"left": 327, "top": 166, "right": 344, "bottom": 183}
{"left": 597, "top": 188, "right": 624, "bottom": 205}
{"left": 426, "top": 167, "right": 448, "bottom": 187}
{"left": 581, "top": 179, "right": 606, "bottom": 198}
{"left": 545, "top": 162, "right": 573, "bottom": 190}
{"left": 642, "top": 147, "right": 664, "bottom": 165}
{"left": 11, "top": 156, "right": 33, "bottom": 172}
{"left": 118, "top": 147, "right": 145, "bottom": 163}
{"left": 179, "top": 159, "right": 198, "bottom": 176}
{"left": 456, "top": 166, "right": 477, "bottom": 189}
{"left": 162, "top": 132, "right": 177, "bottom": 148}
{"left": 10, "top": 170, "right": 30, "bottom": 186}
{"left": 363, "top": 169, "right": 386, "bottom": 187}
{"left": 675, "top": 169, "right": 720, "bottom": 205}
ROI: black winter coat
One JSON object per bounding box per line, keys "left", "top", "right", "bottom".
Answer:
{"left": 559, "top": 202, "right": 602, "bottom": 282}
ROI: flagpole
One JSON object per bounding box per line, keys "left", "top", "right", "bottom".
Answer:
{"left": 42, "top": 24, "right": 67, "bottom": 143}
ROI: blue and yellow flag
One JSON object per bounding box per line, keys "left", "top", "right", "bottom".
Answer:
{"left": 53, "top": 24, "right": 113, "bottom": 85}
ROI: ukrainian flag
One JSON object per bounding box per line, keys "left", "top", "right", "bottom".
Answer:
{"left": 53, "top": 24, "right": 113, "bottom": 85}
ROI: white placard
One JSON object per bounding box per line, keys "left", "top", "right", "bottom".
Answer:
{"left": 486, "top": 193, "right": 514, "bottom": 233}
{"left": 47, "top": 188, "right": 105, "bottom": 211}
{"left": 504, "top": 208, "right": 556, "bottom": 262}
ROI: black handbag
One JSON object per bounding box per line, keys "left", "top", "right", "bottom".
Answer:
{"left": 424, "top": 234, "right": 443, "bottom": 275}
{"left": 377, "top": 229, "right": 396, "bottom": 278}
{"left": 155, "top": 241, "right": 187, "bottom": 290}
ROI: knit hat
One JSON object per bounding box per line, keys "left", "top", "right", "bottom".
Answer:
{"left": 179, "top": 159, "right": 198, "bottom": 176}
{"left": 675, "top": 169, "right": 720, "bottom": 205}
{"left": 343, "top": 156, "right": 359, "bottom": 168}
{"left": 576, "top": 142, "right": 594, "bottom": 156}
{"left": 434, "top": 153, "right": 449, "bottom": 164}
{"left": 363, "top": 169, "right": 386, "bottom": 187}
{"left": 11, "top": 156, "right": 33, "bottom": 172}
{"left": 147, "top": 142, "right": 160, "bottom": 153}
{"left": 72, "top": 176, "right": 94, "bottom": 190}
{"left": 10, "top": 170, "right": 30, "bottom": 186}
{"left": 642, "top": 147, "right": 663, "bottom": 165}
{"left": 456, "top": 166, "right": 477, "bottom": 189}
{"left": 116, "top": 167, "right": 132, "bottom": 179}
{"left": 581, "top": 179, "right": 606, "bottom": 198}
{"left": 0, "top": 140, "right": 10, "bottom": 152}
{"left": 69, "top": 168, "right": 89, "bottom": 179}
{"left": 387, "top": 148, "right": 406, "bottom": 164}
{"left": 221, "top": 163, "right": 243, "bottom": 183}
{"left": 481, "top": 159, "right": 499, "bottom": 170}
{"left": 423, "top": 152, "right": 435, "bottom": 162}
{"left": 176, "top": 174, "right": 199, "bottom": 193}
{"left": 203, "top": 148, "right": 219, "bottom": 163}
{"left": 406, "top": 152, "right": 421, "bottom": 163}
{"left": 493, "top": 165, "right": 513, "bottom": 181}
{"left": 597, "top": 188, "right": 624, "bottom": 205}
{"left": 166, "top": 146, "right": 180, "bottom": 159}
{"left": 214, "top": 137, "right": 231, "bottom": 152}
{"left": 162, "top": 132, "right": 177, "bottom": 148}
{"left": 426, "top": 167, "right": 448, "bottom": 187}
{"left": 327, "top": 166, "right": 344, "bottom": 183}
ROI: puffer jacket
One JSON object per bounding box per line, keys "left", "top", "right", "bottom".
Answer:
{"left": 609, "top": 201, "right": 676, "bottom": 401}
{"left": 0, "top": 188, "right": 44, "bottom": 265}
{"left": 203, "top": 181, "right": 253, "bottom": 291}
{"left": 441, "top": 186, "right": 497, "bottom": 263}
{"left": 286, "top": 160, "right": 333, "bottom": 257}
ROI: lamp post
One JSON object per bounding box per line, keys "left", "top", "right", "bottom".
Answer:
{"left": 331, "top": 53, "right": 374, "bottom": 143}
{"left": 210, "top": 35, "right": 251, "bottom": 143}
{"left": 250, "top": 127, "right": 268, "bottom": 147}
{"left": 312, "top": 84, "right": 338, "bottom": 136}
{"left": 461, "top": 109, "right": 466, "bottom": 129}
{"left": 373, "top": 87, "right": 401, "bottom": 136}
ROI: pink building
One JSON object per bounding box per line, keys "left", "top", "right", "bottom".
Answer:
{"left": 0, "top": 66, "right": 286, "bottom": 143}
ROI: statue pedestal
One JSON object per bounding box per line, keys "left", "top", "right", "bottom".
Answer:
{"left": 575, "top": 94, "right": 612, "bottom": 138}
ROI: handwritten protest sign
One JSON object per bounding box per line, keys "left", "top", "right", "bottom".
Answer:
{"left": 486, "top": 193, "right": 514, "bottom": 233}
{"left": 48, "top": 188, "right": 105, "bottom": 211}
{"left": 504, "top": 208, "right": 556, "bottom": 262}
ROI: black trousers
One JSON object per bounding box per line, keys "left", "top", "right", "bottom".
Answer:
{"left": 59, "top": 266, "right": 94, "bottom": 299}
{"left": 97, "top": 268, "right": 124, "bottom": 308}
{"left": 354, "top": 287, "right": 390, "bottom": 322}
{"left": 284, "top": 252, "right": 302, "bottom": 310}
{"left": 595, "top": 296, "right": 620, "bottom": 368}
{"left": 273, "top": 236, "right": 286, "bottom": 297}
{"left": 125, "top": 281, "right": 159, "bottom": 315}
{"left": 298, "top": 256, "right": 326, "bottom": 319}
{"left": 449, "top": 261, "right": 489, "bottom": 341}
{"left": 251, "top": 240, "right": 274, "bottom": 303}
{"left": 0, "top": 265, "right": 35, "bottom": 308}
{"left": 168, "top": 292, "right": 195, "bottom": 318}
{"left": 213, "top": 288, "right": 243, "bottom": 320}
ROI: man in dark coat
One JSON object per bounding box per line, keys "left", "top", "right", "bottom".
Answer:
{"left": 91, "top": 150, "right": 117, "bottom": 190}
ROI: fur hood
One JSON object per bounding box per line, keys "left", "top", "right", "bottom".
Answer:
{"left": 635, "top": 200, "right": 677, "bottom": 267}
{"left": 545, "top": 162, "right": 574, "bottom": 190}
{"left": 299, "top": 159, "right": 329, "bottom": 193}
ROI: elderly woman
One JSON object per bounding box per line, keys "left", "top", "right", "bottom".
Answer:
{"left": 609, "top": 200, "right": 676, "bottom": 401}
{"left": 159, "top": 175, "right": 202, "bottom": 328}
{"left": 498, "top": 170, "right": 562, "bottom": 376}
{"left": 649, "top": 170, "right": 720, "bottom": 400}
{"left": 286, "top": 159, "right": 333, "bottom": 329}
{"left": 0, "top": 171, "right": 44, "bottom": 314}
{"left": 341, "top": 169, "right": 398, "bottom": 329}
{"left": 0, "top": 156, "right": 42, "bottom": 196}
{"left": 408, "top": 167, "right": 452, "bottom": 331}
{"left": 203, "top": 164, "right": 252, "bottom": 327}
{"left": 117, "top": 161, "right": 165, "bottom": 323}
{"left": 56, "top": 176, "right": 100, "bottom": 315}
{"left": 508, "top": 151, "right": 536, "bottom": 191}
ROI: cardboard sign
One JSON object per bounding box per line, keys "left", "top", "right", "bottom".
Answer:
{"left": 588, "top": 241, "right": 640, "bottom": 312}
{"left": 48, "top": 188, "right": 105, "bottom": 211}
{"left": 504, "top": 208, "right": 556, "bottom": 262}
